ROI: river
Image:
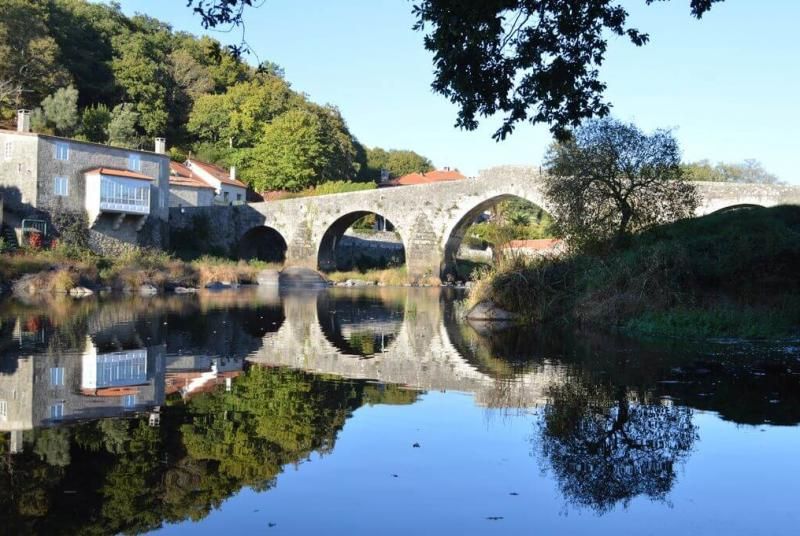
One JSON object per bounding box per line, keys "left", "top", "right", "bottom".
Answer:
{"left": 1, "top": 287, "right": 798, "bottom": 535}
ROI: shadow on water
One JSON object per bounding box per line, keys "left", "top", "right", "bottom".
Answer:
{"left": 0, "top": 287, "right": 798, "bottom": 531}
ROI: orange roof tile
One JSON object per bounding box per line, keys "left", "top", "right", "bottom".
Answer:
{"left": 501, "top": 239, "right": 563, "bottom": 250}
{"left": 169, "top": 161, "right": 215, "bottom": 189}
{"left": 384, "top": 169, "right": 467, "bottom": 187}
{"left": 187, "top": 158, "right": 247, "bottom": 188}
{"left": 84, "top": 167, "right": 154, "bottom": 181}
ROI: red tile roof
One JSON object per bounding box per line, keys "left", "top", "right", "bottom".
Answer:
{"left": 187, "top": 158, "right": 247, "bottom": 188}
{"left": 501, "top": 239, "right": 563, "bottom": 250}
{"left": 169, "top": 161, "right": 215, "bottom": 189}
{"left": 384, "top": 169, "right": 467, "bottom": 187}
{"left": 84, "top": 167, "right": 154, "bottom": 181}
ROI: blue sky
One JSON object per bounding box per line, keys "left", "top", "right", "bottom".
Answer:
{"left": 112, "top": 1, "right": 798, "bottom": 183}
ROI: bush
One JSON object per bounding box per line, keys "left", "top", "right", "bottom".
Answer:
{"left": 469, "top": 206, "right": 800, "bottom": 338}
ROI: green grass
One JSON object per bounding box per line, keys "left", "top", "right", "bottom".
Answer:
{"left": 469, "top": 205, "right": 800, "bottom": 339}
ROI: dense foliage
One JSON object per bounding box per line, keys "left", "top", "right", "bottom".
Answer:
{"left": 682, "top": 159, "right": 781, "bottom": 184}
{"left": 470, "top": 205, "right": 800, "bottom": 338}
{"left": 0, "top": 0, "right": 432, "bottom": 192}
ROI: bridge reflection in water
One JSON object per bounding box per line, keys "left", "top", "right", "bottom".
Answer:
{"left": 1, "top": 288, "right": 800, "bottom": 534}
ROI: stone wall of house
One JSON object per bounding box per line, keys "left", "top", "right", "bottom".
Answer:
{"left": 169, "top": 185, "right": 215, "bottom": 207}
{"left": 0, "top": 132, "right": 39, "bottom": 217}
{"left": 35, "top": 136, "right": 170, "bottom": 220}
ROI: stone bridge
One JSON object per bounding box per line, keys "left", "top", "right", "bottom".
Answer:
{"left": 170, "top": 166, "right": 800, "bottom": 281}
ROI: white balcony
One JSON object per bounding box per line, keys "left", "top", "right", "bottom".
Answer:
{"left": 99, "top": 177, "right": 150, "bottom": 214}
{"left": 85, "top": 168, "right": 153, "bottom": 227}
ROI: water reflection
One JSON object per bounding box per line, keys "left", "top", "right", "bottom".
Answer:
{"left": 0, "top": 288, "right": 798, "bottom": 532}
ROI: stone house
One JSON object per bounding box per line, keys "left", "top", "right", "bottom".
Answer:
{"left": 168, "top": 161, "right": 216, "bottom": 207}
{"left": 183, "top": 158, "right": 247, "bottom": 204}
{"left": 0, "top": 110, "right": 170, "bottom": 253}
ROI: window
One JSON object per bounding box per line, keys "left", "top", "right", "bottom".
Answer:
{"left": 122, "top": 394, "right": 137, "bottom": 408}
{"left": 128, "top": 153, "right": 141, "bottom": 172}
{"left": 55, "top": 142, "right": 69, "bottom": 161}
{"left": 4, "top": 141, "right": 12, "bottom": 160}
{"left": 236, "top": 193, "right": 242, "bottom": 201}
{"left": 50, "top": 367, "right": 64, "bottom": 387}
{"left": 223, "top": 191, "right": 229, "bottom": 201}
{"left": 0, "top": 400, "right": 7, "bottom": 420}
{"left": 54, "top": 176, "right": 69, "bottom": 196}
{"left": 50, "top": 403, "right": 64, "bottom": 419}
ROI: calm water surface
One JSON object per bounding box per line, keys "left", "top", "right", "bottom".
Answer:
{"left": 1, "top": 287, "right": 798, "bottom": 535}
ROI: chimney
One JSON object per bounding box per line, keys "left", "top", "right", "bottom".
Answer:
{"left": 154, "top": 137, "right": 166, "bottom": 154}
{"left": 16, "top": 110, "right": 30, "bottom": 133}
{"left": 230, "top": 166, "right": 236, "bottom": 180}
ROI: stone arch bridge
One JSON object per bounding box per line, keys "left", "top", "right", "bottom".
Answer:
{"left": 169, "top": 166, "right": 800, "bottom": 281}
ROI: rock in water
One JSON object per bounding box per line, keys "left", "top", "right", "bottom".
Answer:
{"left": 139, "top": 284, "right": 158, "bottom": 296}
{"left": 69, "top": 286, "right": 94, "bottom": 298}
{"left": 278, "top": 267, "right": 329, "bottom": 288}
{"left": 256, "top": 269, "right": 280, "bottom": 286}
{"left": 466, "top": 301, "right": 516, "bottom": 321}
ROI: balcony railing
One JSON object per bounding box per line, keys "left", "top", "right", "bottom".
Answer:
{"left": 98, "top": 177, "right": 150, "bottom": 215}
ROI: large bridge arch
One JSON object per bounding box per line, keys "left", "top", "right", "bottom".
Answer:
{"left": 316, "top": 210, "right": 407, "bottom": 272}
{"left": 439, "top": 189, "right": 552, "bottom": 279}
{"left": 237, "top": 225, "right": 288, "bottom": 263}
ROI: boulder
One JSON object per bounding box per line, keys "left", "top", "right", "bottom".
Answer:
{"left": 256, "top": 269, "right": 281, "bottom": 286}
{"left": 69, "top": 286, "right": 94, "bottom": 298}
{"left": 466, "top": 301, "right": 516, "bottom": 321}
{"left": 173, "top": 286, "right": 197, "bottom": 294}
{"left": 205, "top": 281, "right": 232, "bottom": 290}
{"left": 139, "top": 284, "right": 158, "bottom": 296}
{"left": 278, "top": 267, "right": 329, "bottom": 288}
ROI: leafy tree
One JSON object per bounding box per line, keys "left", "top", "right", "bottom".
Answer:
{"left": 241, "top": 108, "right": 329, "bottom": 191}
{"left": 0, "top": 0, "right": 71, "bottom": 115}
{"left": 107, "top": 103, "right": 140, "bottom": 148}
{"left": 79, "top": 103, "right": 111, "bottom": 143}
{"left": 543, "top": 118, "right": 698, "bottom": 250}
{"left": 363, "top": 147, "right": 434, "bottom": 180}
{"left": 33, "top": 86, "right": 80, "bottom": 136}
{"left": 111, "top": 29, "right": 170, "bottom": 137}
{"left": 683, "top": 159, "right": 780, "bottom": 184}
{"left": 46, "top": 0, "right": 125, "bottom": 107}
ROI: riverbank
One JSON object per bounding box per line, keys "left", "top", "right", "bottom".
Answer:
{"left": 0, "top": 246, "right": 277, "bottom": 297}
{"left": 469, "top": 205, "right": 800, "bottom": 339}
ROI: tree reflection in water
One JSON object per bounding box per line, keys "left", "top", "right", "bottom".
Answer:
{"left": 0, "top": 365, "right": 417, "bottom": 535}
{"left": 536, "top": 378, "right": 698, "bottom": 514}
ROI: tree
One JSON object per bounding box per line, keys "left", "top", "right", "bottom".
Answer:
{"left": 107, "top": 103, "right": 140, "bottom": 148}
{"left": 682, "top": 159, "right": 781, "bottom": 184}
{"left": 79, "top": 103, "right": 111, "bottom": 143}
{"left": 111, "top": 30, "right": 170, "bottom": 137}
{"left": 363, "top": 147, "right": 434, "bottom": 180}
{"left": 0, "top": 0, "right": 71, "bottom": 115}
{"left": 543, "top": 118, "right": 698, "bottom": 249}
{"left": 241, "top": 108, "right": 329, "bottom": 191}
{"left": 184, "top": 1, "right": 723, "bottom": 140}
{"left": 34, "top": 86, "right": 80, "bottom": 136}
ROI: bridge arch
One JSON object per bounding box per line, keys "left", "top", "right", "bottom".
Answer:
{"left": 441, "top": 192, "right": 552, "bottom": 279}
{"left": 237, "top": 226, "right": 288, "bottom": 263}
{"left": 317, "top": 211, "right": 406, "bottom": 272}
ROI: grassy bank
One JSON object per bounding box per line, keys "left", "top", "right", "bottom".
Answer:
{"left": 324, "top": 266, "right": 409, "bottom": 286}
{"left": 0, "top": 246, "right": 277, "bottom": 294}
{"left": 469, "top": 206, "right": 800, "bottom": 339}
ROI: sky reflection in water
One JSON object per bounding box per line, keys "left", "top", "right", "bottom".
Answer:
{"left": 1, "top": 287, "right": 798, "bottom": 535}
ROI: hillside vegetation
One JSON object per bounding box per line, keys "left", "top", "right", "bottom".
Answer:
{"left": 470, "top": 206, "right": 800, "bottom": 339}
{"left": 0, "top": 0, "right": 431, "bottom": 191}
